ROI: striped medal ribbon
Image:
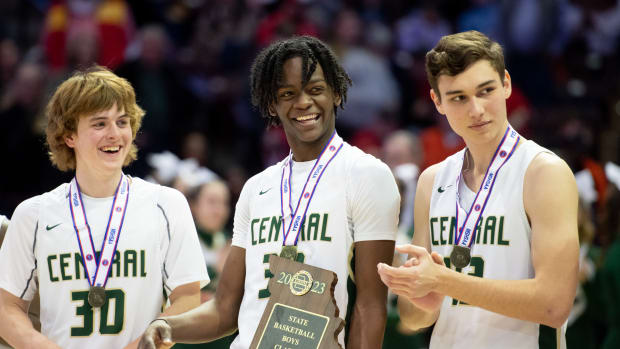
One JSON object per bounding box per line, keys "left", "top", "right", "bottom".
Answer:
{"left": 451, "top": 125, "right": 520, "bottom": 268}
{"left": 68, "top": 174, "right": 130, "bottom": 307}
{"left": 279, "top": 131, "right": 343, "bottom": 259}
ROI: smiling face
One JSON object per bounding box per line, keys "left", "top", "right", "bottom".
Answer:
{"left": 430, "top": 59, "right": 512, "bottom": 146}
{"left": 270, "top": 56, "right": 341, "bottom": 161}
{"left": 64, "top": 103, "right": 133, "bottom": 178}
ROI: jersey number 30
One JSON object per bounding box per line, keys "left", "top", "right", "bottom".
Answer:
{"left": 71, "top": 289, "right": 125, "bottom": 336}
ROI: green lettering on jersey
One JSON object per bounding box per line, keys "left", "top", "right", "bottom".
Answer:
{"left": 48, "top": 250, "right": 147, "bottom": 283}
{"left": 258, "top": 217, "right": 269, "bottom": 244}
{"left": 448, "top": 217, "right": 456, "bottom": 244}
{"left": 99, "top": 289, "right": 125, "bottom": 334}
{"left": 124, "top": 250, "right": 137, "bottom": 277}
{"left": 307, "top": 213, "right": 320, "bottom": 240}
{"left": 74, "top": 252, "right": 83, "bottom": 280}
{"left": 71, "top": 291, "right": 94, "bottom": 336}
{"left": 112, "top": 250, "right": 121, "bottom": 278}
{"left": 141, "top": 250, "right": 147, "bottom": 277}
{"left": 250, "top": 218, "right": 259, "bottom": 245}
{"left": 47, "top": 255, "right": 59, "bottom": 282}
{"left": 251, "top": 213, "right": 330, "bottom": 245}
{"left": 474, "top": 218, "right": 483, "bottom": 244}
{"left": 497, "top": 216, "right": 509, "bottom": 245}
{"left": 71, "top": 289, "right": 125, "bottom": 336}
{"left": 483, "top": 216, "right": 497, "bottom": 244}
{"left": 320, "top": 214, "right": 331, "bottom": 242}
{"left": 429, "top": 217, "right": 438, "bottom": 246}
{"left": 430, "top": 215, "right": 506, "bottom": 246}
{"left": 268, "top": 216, "right": 281, "bottom": 242}
{"left": 439, "top": 217, "right": 449, "bottom": 245}
{"left": 59, "top": 253, "right": 72, "bottom": 281}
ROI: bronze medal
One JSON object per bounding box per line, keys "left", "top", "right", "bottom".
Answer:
{"left": 279, "top": 245, "right": 298, "bottom": 261}
{"left": 88, "top": 286, "right": 107, "bottom": 308}
{"left": 450, "top": 245, "right": 471, "bottom": 268}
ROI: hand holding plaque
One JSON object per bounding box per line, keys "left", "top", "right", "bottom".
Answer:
{"left": 250, "top": 253, "right": 344, "bottom": 349}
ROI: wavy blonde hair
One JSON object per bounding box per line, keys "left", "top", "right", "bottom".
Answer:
{"left": 45, "top": 66, "right": 145, "bottom": 171}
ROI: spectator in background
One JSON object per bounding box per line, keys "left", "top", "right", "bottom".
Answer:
{"left": 382, "top": 129, "right": 423, "bottom": 240}
{"left": 331, "top": 8, "right": 400, "bottom": 137}
{"left": 565, "top": 194, "right": 606, "bottom": 349}
{"left": 381, "top": 130, "right": 428, "bottom": 349}
{"left": 188, "top": 180, "right": 231, "bottom": 292}
{"left": 117, "top": 24, "right": 195, "bottom": 163}
{"left": 42, "top": 0, "right": 135, "bottom": 71}
{"left": 456, "top": 0, "right": 502, "bottom": 41}
{"left": 420, "top": 115, "right": 465, "bottom": 170}
{"left": 0, "top": 62, "right": 51, "bottom": 214}
{"left": 254, "top": 0, "right": 319, "bottom": 47}
{"left": 600, "top": 182, "right": 620, "bottom": 349}
{"left": 175, "top": 179, "right": 234, "bottom": 349}
{"left": 0, "top": 38, "right": 20, "bottom": 96}
{"left": 395, "top": 2, "right": 451, "bottom": 54}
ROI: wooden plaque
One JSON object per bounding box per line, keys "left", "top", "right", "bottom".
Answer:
{"left": 250, "top": 255, "right": 344, "bottom": 349}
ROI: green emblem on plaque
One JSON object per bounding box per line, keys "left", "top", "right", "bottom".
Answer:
{"left": 290, "top": 270, "right": 313, "bottom": 296}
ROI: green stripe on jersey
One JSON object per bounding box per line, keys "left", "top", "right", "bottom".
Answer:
{"left": 539, "top": 324, "right": 560, "bottom": 349}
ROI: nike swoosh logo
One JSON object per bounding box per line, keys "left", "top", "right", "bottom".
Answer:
{"left": 46, "top": 223, "right": 61, "bottom": 231}
{"left": 259, "top": 188, "right": 272, "bottom": 195}
{"left": 438, "top": 185, "right": 453, "bottom": 193}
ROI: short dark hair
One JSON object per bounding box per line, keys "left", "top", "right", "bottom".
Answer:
{"left": 426, "top": 30, "right": 505, "bottom": 101}
{"left": 250, "top": 35, "right": 352, "bottom": 126}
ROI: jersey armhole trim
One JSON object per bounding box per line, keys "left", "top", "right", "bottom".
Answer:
{"left": 20, "top": 221, "right": 39, "bottom": 299}
{"left": 156, "top": 204, "right": 172, "bottom": 293}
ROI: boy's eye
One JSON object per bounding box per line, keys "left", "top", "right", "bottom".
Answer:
{"left": 480, "top": 87, "right": 495, "bottom": 95}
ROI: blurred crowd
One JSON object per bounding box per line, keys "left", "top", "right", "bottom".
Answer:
{"left": 1, "top": 0, "right": 620, "bottom": 348}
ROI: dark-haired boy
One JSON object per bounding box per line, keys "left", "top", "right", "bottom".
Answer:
{"left": 139, "top": 36, "right": 400, "bottom": 348}
{"left": 378, "top": 30, "right": 579, "bottom": 348}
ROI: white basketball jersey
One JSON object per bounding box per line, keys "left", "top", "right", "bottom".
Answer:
{"left": 0, "top": 177, "right": 209, "bottom": 348}
{"left": 231, "top": 141, "right": 400, "bottom": 348}
{"left": 428, "top": 139, "right": 563, "bottom": 349}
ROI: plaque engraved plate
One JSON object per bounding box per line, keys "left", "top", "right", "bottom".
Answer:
{"left": 250, "top": 255, "right": 343, "bottom": 349}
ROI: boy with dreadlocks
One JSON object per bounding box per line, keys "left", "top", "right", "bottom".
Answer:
{"left": 138, "top": 36, "right": 400, "bottom": 348}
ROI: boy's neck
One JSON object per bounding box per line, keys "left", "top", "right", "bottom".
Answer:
{"left": 463, "top": 122, "right": 514, "bottom": 185}
{"left": 74, "top": 167, "right": 123, "bottom": 198}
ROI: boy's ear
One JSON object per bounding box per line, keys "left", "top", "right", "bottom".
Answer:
{"left": 430, "top": 89, "right": 445, "bottom": 116}
{"left": 268, "top": 105, "right": 277, "bottom": 117}
{"left": 503, "top": 69, "right": 512, "bottom": 99}
{"left": 334, "top": 94, "right": 342, "bottom": 107}
{"left": 65, "top": 133, "right": 76, "bottom": 148}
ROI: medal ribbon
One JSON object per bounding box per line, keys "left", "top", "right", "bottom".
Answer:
{"left": 454, "top": 125, "right": 520, "bottom": 249}
{"left": 69, "top": 174, "right": 129, "bottom": 288}
{"left": 280, "top": 131, "right": 343, "bottom": 246}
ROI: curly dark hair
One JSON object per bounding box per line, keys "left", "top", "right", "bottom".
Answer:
{"left": 250, "top": 35, "right": 352, "bottom": 127}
